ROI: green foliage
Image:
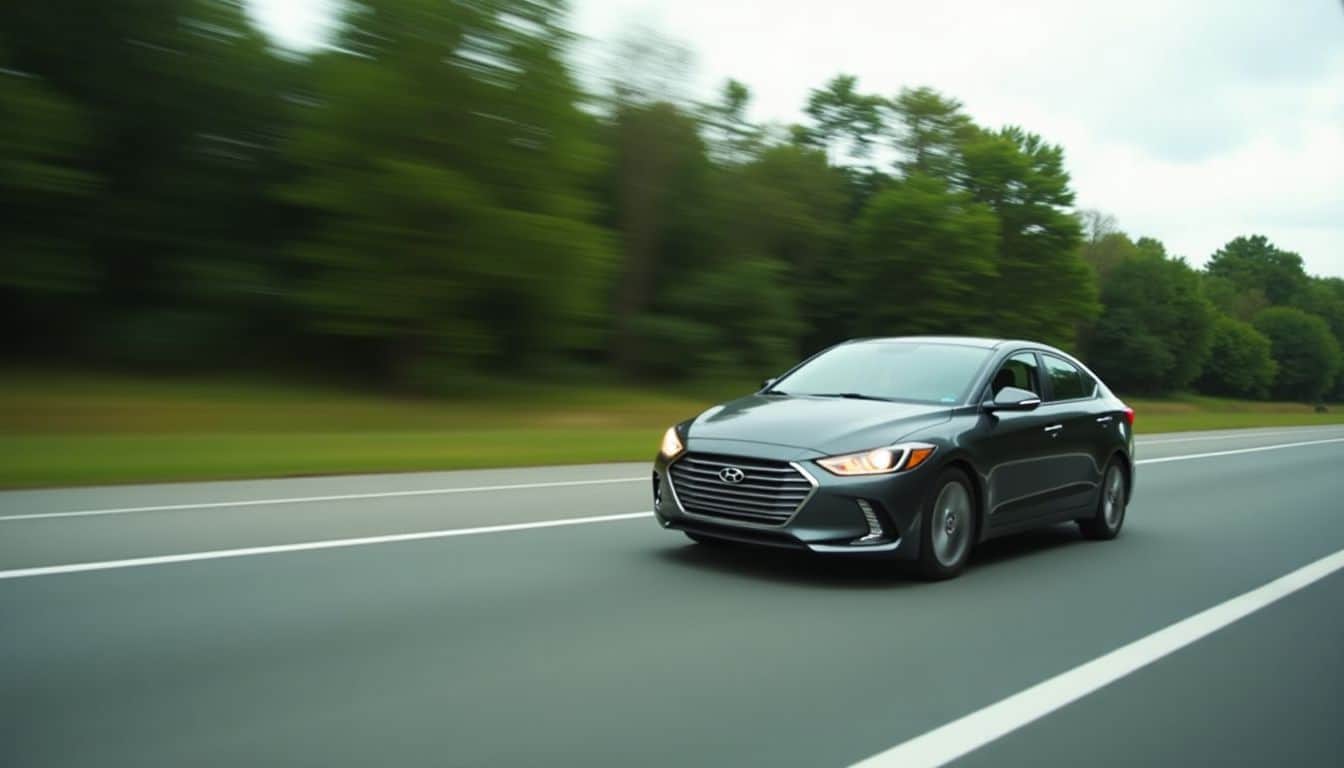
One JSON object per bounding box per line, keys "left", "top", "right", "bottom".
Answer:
{"left": 1252, "top": 307, "right": 1342, "bottom": 402}
{"left": 701, "top": 79, "right": 761, "bottom": 164}
{"left": 284, "top": 0, "right": 612, "bottom": 379}
{"left": 0, "top": 56, "right": 98, "bottom": 298}
{"left": 852, "top": 174, "right": 998, "bottom": 335}
{"left": 887, "top": 87, "right": 973, "bottom": 179}
{"left": 1207, "top": 235, "right": 1309, "bottom": 307}
{"left": 720, "top": 145, "right": 851, "bottom": 352}
{"left": 959, "top": 126, "right": 1097, "bottom": 346}
{"left": 3, "top": 4, "right": 1340, "bottom": 401}
{"left": 1084, "top": 245, "right": 1214, "bottom": 394}
{"left": 1195, "top": 316, "right": 1277, "bottom": 399}
{"left": 803, "top": 75, "right": 885, "bottom": 163}
{"left": 1297, "top": 277, "right": 1344, "bottom": 399}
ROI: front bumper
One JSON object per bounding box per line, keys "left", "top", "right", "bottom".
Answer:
{"left": 652, "top": 438, "right": 936, "bottom": 559}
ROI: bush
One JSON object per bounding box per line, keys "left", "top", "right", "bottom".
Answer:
{"left": 1194, "top": 316, "right": 1277, "bottom": 399}
{"left": 1083, "top": 247, "right": 1213, "bottom": 394}
{"left": 1253, "top": 307, "right": 1343, "bottom": 401}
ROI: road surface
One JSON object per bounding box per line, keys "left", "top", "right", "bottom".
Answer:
{"left": 3, "top": 426, "right": 1343, "bottom": 766}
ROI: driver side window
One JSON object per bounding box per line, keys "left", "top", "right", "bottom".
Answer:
{"left": 988, "top": 352, "right": 1041, "bottom": 399}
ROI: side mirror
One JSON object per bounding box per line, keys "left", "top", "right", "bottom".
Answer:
{"left": 760, "top": 377, "right": 778, "bottom": 390}
{"left": 984, "top": 386, "right": 1041, "bottom": 412}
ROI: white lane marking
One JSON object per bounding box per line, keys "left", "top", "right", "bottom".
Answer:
{"left": 851, "top": 547, "right": 1344, "bottom": 768}
{"left": 0, "top": 477, "right": 645, "bottom": 522}
{"left": 0, "top": 512, "right": 655, "bottom": 580}
{"left": 1138, "top": 428, "right": 1344, "bottom": 446}
{"left": 2, "top": 434, "right": 1343, "bottom": 579}
{"left": 1135, "top": 437, "right": 1344, "bottom": 465}
{"left": 4, "top": 435, "right": 1344, "bottom": 523}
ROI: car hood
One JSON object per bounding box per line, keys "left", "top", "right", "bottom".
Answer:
{"left": 688, "top": 394, "right": 952, "bottom": 456}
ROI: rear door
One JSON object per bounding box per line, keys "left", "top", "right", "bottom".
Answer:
{"left": 1035, "top": 353, "right": 1104, "bottom": 513}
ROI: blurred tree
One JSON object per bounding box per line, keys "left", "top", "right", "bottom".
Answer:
{"left": 1084, "top": 244, "right": 1214, "bottom": 393}
{"left": 1253, "top": 307, "right": 1342, "bottom": 402}
{"left": 1206, "top": 235, "right": 1309, "bottom": 307}
{"left": 719, "top": 145, "right": 851, "bottom": 354}
{"left": 803, "top": 75, "right": 885, "bottom": 164}
{"left": 851, "top": 174, "right": 998, "bottom": 336}
{"left": 285, "top": 0, "right": 612, "bottom": 383}
{"left": 887, "top": 87, "right": 972, "bottom": 180}
{"left": 1296, "top": 277, "right": 1344, "bottom": 399}
{"left": 701, "top": 79, "right": 761, "bottom": 164}
{"left": 1202, "top": 272, "right": 1270, "bottom": 322}
{"left": 642, "top": 256, "right": 802, "bottom": 378}
{"left": 958, "top": 126, "right": 1096, "bottom": 346}
{"left": 0, "top": 51, "right": 98, "bottom": 355}
{"left": 1194, "top": 316, "right": 1277, "bottom": 399}
{"left": 1, "top": 0, "right": 296, "bottom": 366}
{"left": 603, "top": 23, "right": 695, "bottom": 108}
{"left": 1296, "top": 277, "right": 1344, "bottom": 342}
{"left": 1076, "top": 210, "right": 1130, "bottom": 288}
{"left": 603, "top": 101, "right": 714, "bottom": 374}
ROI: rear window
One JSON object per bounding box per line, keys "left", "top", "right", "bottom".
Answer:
{"left": 1043, "top": 355, "right": 1093, "bottom": 401}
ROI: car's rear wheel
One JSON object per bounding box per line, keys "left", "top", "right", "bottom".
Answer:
{"left": 1079, "top": 459, "right": 1127, "bottom": 540}
{"left": 917, "top": 467, "right": 977, "bottom": 580}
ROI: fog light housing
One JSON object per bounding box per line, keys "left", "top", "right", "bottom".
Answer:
{"left": 853, "top": 499, "right": 884, "bottom": 544}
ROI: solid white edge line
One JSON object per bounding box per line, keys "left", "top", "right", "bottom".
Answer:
{"left": 7, "top": 433, "right": 1344, "bottom": 524}
{"left": 1134, "top": 436, "right": 1344, "bottom": 465}
{"left": 0, "top": 511, "right": 655, "bottom": 580}
{"left": 851, "top": 547, "right": 1344, "bottom": 768}
{"left": 0, "top": 477, "right": 645, "bottom": 522}
{"left": 1137, "top": 427, "right": 1344, "bottom": 445}
{"left": 0, "top": 435, "right": 1342, "bottom": 578}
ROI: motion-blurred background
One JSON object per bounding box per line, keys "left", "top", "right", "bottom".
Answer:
{"left": 3, "top": 0, "right": 1343, "bottom": 487}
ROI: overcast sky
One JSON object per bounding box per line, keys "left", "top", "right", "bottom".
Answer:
{"left": 249, "top": 0, "right": 1344, "bottom": 277}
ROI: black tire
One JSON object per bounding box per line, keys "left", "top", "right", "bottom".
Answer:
{"left": 1079, "top": 458, "right": 1128, "bottom": 540}
{"left": 916, "top": 467, "right": 978, "bottom": 580}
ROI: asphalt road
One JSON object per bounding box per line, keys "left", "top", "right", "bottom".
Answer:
{"left": 2, "top": 426, "right": 1343, "bottom": 767}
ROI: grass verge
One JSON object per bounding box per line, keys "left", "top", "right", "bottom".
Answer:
{"left": 2, "top": 373, "right": 1341, "bottom": 488}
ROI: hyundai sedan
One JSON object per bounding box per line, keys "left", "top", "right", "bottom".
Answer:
{"left": 651, "top": 337, "right": 1134, "bottom": 579}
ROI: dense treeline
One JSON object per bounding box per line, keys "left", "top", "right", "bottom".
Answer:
{"left": 3, "top": 0, "right": 1341, "bottom": 400}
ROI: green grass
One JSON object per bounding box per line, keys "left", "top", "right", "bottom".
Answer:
{"left": 2, "top": 372, "right": 1341, "bottom": 488}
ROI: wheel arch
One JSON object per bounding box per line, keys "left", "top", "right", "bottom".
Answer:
{"left": 1108, "top": 449, "right": 1134, "bottom": 503}
{"left": 937, "top": 454, "right": 987, "bottom": 543}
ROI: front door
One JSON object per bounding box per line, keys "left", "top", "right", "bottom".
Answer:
{"left": 975, "top": 351, "right": 1061, "bottom": 528}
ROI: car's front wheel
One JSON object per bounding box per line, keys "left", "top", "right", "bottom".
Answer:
{"left": 1079, "top": 458, "right": 1128, "bottom": 540}
{"left": 917, "top": 467, "right": 978, "bottom": 580}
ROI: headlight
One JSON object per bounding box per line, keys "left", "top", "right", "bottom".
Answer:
{"left": 816, "top": 443, "right": 936, "bottom": 476}
{"left": 659, "top": 426, "right": 685, "bottom": 459}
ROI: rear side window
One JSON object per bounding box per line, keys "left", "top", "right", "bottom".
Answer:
{"left": 1043, "top": 355, "right": 1093, "bottom": 401}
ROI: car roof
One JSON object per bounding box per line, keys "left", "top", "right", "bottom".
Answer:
{"left": 849, "top": 336, "right": 1074, "bottom": 355}
{"left": 851, "top": 335, "right": 1009, "bottom": 349}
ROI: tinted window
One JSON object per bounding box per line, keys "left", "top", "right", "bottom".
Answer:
{"left": 1043, "top": 355, "right": 1092, "bottom": 401}
{"left": 772, "top": 342, "right": 992, "bottom": 405}
{"left": 989, "top": 352, "right": 1040, "bottom": 397}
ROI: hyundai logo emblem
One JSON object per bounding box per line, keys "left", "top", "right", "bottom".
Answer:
{"left": 718, "top": 466, "right": 746, "bottom": 484}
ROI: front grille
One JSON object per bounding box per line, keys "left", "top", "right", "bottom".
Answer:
{"left": 669, "top": 453, "right": 813, "bottom": 525}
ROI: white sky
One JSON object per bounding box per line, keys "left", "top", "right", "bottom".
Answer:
{"left": 248, "top": 0, "right": 1344, "bottom": 277}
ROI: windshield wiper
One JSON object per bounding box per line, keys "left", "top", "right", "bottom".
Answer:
{"left": 809, "top": 392, "right": 894, "bottom": 402}
{"left": 761, "top": 390, "right": 790, "bottom": 396}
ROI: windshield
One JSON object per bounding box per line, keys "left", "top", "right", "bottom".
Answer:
{"left": 770, "top": 342, "right": 992, "bottom": 405}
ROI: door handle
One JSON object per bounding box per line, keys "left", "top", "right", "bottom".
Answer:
{"left": 1043, "top": 424, "right": 1063, "bottom": 433}
{"left": 1096, "top": 416, "right": 1113, "bottom": 423}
